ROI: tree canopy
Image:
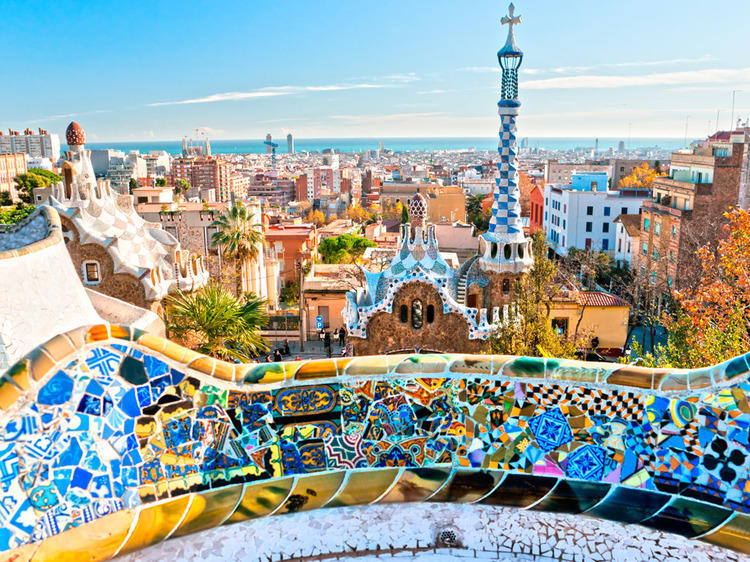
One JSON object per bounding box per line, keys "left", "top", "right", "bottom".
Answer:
{"left": 466, "top": 193, "right": 490, "bottom": 232}
{"left": 0, "top": 204, "right": 36, "bottom": 225}
{"left": 491, "top": 231, "right": 587, "bottom": 358}
{"left": 13, "top": 168, "right": 62, "bottom": 203}
{"left": 165, "top": 283, "right": 268, "bottom": 361}
{"left": 318, "top": 234, "right": 376, "bottom": 264}
{"left": 617, "top": 162, "right": 665, "bottom": 190}
{"left": 646, "top": 208, "right": 750, "bottom": 367}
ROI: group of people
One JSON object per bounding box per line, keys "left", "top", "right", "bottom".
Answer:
{"left": 264, "top": 339, "right": 292, "bottom": 363}
{"left": 320, "top": 326, "right": 347, "bottom": 357}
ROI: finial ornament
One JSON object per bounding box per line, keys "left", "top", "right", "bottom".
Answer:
{"left": 501, "top": 2, "right": 522, "bottom": 46}
{"left": 498, "top": 2, "right": 523, "bottom": 101}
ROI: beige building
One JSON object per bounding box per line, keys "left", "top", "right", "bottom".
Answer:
{"left": 379, "top": 183, "right": 466, "bottom": 223}
{"left": 301, "top": 263, "right": 364, "bottom": 338}
{"left": 545, "top": 160, "right": 611, "bottom": 185}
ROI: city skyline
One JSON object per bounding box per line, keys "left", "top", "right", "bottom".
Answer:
{"left": 4, "top": 0, "right": 750, "bottom": 141}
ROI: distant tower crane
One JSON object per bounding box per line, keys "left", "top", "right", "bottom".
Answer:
{"left": 264, "top": 139, "right": 279, "bottom": 174}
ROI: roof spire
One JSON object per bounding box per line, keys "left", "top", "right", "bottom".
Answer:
{"left": 500, "top": 3, "right": 522, "bottom": 54}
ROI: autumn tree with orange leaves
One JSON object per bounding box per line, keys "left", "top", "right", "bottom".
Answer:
{"left": 617, "top": 162, "right": 665, "bottom": 190}
{"left": 651, "top": 208, "right": 750, "bottom": 368}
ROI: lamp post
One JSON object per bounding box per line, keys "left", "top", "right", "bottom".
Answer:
{"left": 296, "top": 259, "right": 305, "bottom": 352}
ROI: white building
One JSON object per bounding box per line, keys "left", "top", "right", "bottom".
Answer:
{"left": 0, "top": 128, "right": 61, "bottom": 161}
{"left": 613, "top": 214, "right": 640, "bottom": 267}
{"left": 543, "top": 173, "right": 648, "bottom": 256}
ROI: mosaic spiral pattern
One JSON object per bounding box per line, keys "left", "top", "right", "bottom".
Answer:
{"left": 1, "top": 324, "right": 750, "bottom": 560}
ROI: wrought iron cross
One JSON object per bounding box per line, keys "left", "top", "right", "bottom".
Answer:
{"left": 501, "top": 3, "right": 522, "bottom": 33}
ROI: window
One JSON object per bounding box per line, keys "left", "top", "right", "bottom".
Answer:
{"left": 668, "top": 276, "right": 673, "bottom": 287}
{"left": 655, "top": 221, "right": 661, "bottom": 235}
{"left": 562, "top": 219, "right": 566, "bottom": 229}
{"left": 671, "top": 225, "right": 677, "bottom": 239}
{"left": 562, "top": 235, "right": 565, "bottom": 246}
{"left": 502, "top": 279, "right": 510, "bottom": 295}
{"left": 604, "top": 207, "right": 610, "bottom": 217}
{"left": 426, "top": 304, "right": 435, "bottom": 324}
{"left": 602, "top": 239, "right": 609, "bottom": 251}
{"left": 669, "top": 251, "right": 675, "bottom": 263}
{"left": 650, "top": 272, "right": 657, "bottom": 285}
{"left": 411, "top": 300, "right": 423, "bottom": 329}
{"left": 642, "top": 242, "right": 648, "bottom": 256}
{"left": 586, "top": 206, "right": 593, "bottom": 216}
{"left": 399, "top": 305, "right": 408, "bottom": 323}
{"left": 563, "top": 204, "right": 567, "bottom": 213}
{"left": 585, "top": 222, "right": 592, "bottom": 232}
{"left": 652, "top": 247, "right": 659, "bottom": 261}
{"left": 602, "top": 223, "right": 609, "bottom": 233}
{"left": 621, "top": 207, "right": 627, "bottom": 215}
{"left": 318, "top": 306, "right": 330, "bottom": 329}
{"left": 585, "top": 238, "right": 592, "bottom": 250}
{"left": 618, "top": 239, "right": 622, "bottom": 252}
{"left": 640, "top": 266, "right": 646, "bottom": 275}
{"left": 551, "top": 318, "right": 568, "bottom": 336}
{"left": 83, "top": 261, "right": 101, "bottom": 285}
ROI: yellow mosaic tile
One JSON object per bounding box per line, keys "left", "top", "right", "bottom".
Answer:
{"left": 116, "top": 495, "right": 192, "bottom": 555}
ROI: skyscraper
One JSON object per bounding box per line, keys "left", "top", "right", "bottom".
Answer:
{"left": 287, "top": 133, "right": 294, "bottom": 154}
{"left": 265, "top": 133, "right": 273, "bottom": 154}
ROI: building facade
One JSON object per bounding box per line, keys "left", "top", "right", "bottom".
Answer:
{"left": 0, "top": 128, "right": 60, "bottom": 161}
{"left": 639, "top": 130, "right": 750, "bottom": 290}
{"left": 543, "top": 173, "right": 649, "bottom": 256}
{"left": 0, "top": 153, "right": 26, "bottom": 201}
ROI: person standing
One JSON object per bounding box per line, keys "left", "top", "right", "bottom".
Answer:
{"left": 338, "top": 326, "right": 346, "bottom": 347}
{"left": 323, "top": 331, "right": 332, "bottom": 358}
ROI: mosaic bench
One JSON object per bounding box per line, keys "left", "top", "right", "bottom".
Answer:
{"left": 0, "top": 323, "right": 749, "bottom": 560}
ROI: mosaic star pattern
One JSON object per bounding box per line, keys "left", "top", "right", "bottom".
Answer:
{"left": 0, "top": 325, "right": 749, "bottom": 559}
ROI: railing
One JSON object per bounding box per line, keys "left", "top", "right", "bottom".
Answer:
{"left": 0, "top": 323, "right": 749, "bottom": 559}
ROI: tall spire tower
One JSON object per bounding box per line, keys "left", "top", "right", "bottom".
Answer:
{"left": 478, "top": 3, "right": 533, "bottom": 274}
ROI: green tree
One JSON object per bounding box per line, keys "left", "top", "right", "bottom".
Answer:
{"left": 155, "top": 177, "right": 168, "bottom": 187}
{"left": 128, "top": 178, "right": 138, "bottom": 194}
{"left": 318, "top": 234, "right": 376, "bottom": 264}
{"left": 28, "top": 168, "right": 61, "bottom": 184}
{"left": 0, "top": 204, "right": 36, "bottom": 225}
{"left": 466, "top": 193, "right": 490, "bottom": 232}
{"left": 212, "top": 203, "right": 264, "bottom": 296}
{"left": 0, "top": 192, "right": 12, "bottom": 207}
{"left": 490, "top": 231, "right": 585, "bottom": 358}
{"left": 165, "top": 283, "right": 268, "bottom": 361}
{"left": 401, "top": 204, "right": 409, "bottom": 224}
{"left": 175, "top": 178, "right": 190, "bottom": 196}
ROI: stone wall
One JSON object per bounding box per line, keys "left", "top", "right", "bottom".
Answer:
{"left": 351, "top": 281, "right": 488, "bottom": 354}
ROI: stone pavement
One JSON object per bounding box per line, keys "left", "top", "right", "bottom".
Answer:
{"left": 262, "top": 338, "right": 347, "bottom": 361}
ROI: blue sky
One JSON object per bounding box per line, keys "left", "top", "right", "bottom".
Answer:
{"left": 3, "top": 0, "right": 750, "bottom": 141}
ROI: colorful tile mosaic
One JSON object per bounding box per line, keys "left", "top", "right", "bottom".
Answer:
{"left": 1, "top": 325, "right": 750, "bottom": 560}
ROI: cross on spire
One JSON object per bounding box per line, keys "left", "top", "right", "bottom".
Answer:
{"left": 500, "top": 3, "right": 521, "bottom": 50}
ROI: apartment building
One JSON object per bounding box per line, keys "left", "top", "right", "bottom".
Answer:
{"left": 0, "top": 153, "right": 26, "bottom": 200}
{"left": 639, "top": 130, "right": 750, "bottom": 290}
{"left": 0, "top": 128, "right": 60, "bottom": 161}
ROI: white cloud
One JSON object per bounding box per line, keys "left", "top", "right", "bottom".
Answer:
{"left": 417, "top": 89, "right": 448, "bottom": 95}
{"left": 522, "top": 67, "right": 750, "bottom": 90}
{"left": 465, "top": 55, "right": 716, "bottom": 76}
{"left": 329, "top": 112, "right": 444, "bottom": 124}
{"left": 148, "top": 83, "right": 391, "bottom": 107}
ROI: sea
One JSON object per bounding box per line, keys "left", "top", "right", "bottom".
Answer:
{"left": 86, "top": 137, "right": 687, "bottom": 156}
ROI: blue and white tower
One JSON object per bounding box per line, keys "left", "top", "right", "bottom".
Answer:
{"left": 478, "top": 3, "right": 533, "bottom": 274}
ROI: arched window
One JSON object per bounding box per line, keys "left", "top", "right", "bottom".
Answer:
{"left": 426, "top": 304, "right": 435, "bottom": 324}
{"left": 518, "top": 243, "right": 524, "bottom": 259}
{"left": 490, "top": 242, "right": 497, "bottom": 258}
{"left": 502, "top": 279, "right": 510, "bottom": 295}
{"left": 411, "top": 300, "right": 423, "bottom": 329}
{"left": 399, "top": 304, "right": 408, "bottom": 323}
{"left": 504, "top": 244, "right": 512, "bottom": 259}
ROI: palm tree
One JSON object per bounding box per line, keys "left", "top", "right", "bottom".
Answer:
{"left": 212, "top": 203, "right": 264, "bottom": 296}
{"left": 165, "top": 282, "right": 268, "bottom": 362}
